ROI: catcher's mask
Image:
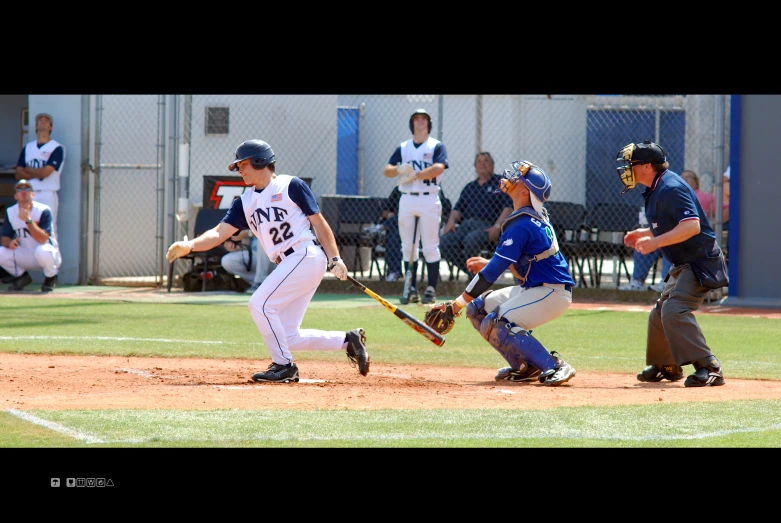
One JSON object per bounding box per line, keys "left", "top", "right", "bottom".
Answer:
{"left": 498, "top": 160, "right": 551, "bottom": 213}
{"left": 615, "top": 140, "right": 667, "bottom": 194}
{"left": 409, "top": 108, "right": 432, "bottom": 134}
{"left": 228, "top": 139, "right": 276, "bottom": 172}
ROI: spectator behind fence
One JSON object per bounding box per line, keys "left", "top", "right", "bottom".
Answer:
{"left": 0, "top": 179, "right": 61, "bottom": 292}
{"left": 15, "top": 113, "right": 65, "bottom": 228}
{"left": 440, "top": 152, "right": 513, "bottom": 278}
{"left": 221, "top": 229, "right": 274, "bottom": 293}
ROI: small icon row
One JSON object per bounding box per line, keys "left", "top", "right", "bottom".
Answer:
{"left": 51, "top": 478, "right": 114, "bottom": 487}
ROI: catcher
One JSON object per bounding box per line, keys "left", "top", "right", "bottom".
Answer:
{"left": 424, "top": 160, "right": 577, "bottom": 386}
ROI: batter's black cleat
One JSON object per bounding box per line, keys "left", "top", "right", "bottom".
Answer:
{"left": 538, "top": 351, "right": 576, "bottom": 386}
{"left": 252, "top": 362, "right": 299, "bottom": 383}
{"left": 637, "top": 364, "right": 684, "bottom": 383}
{"left": 345, "top": 328, "right": 371, "bottom": 376}
{"left": 8, "top": 271, "right": 32, "bottom": 291}
{"left": 41, "top": 275, "right": 58, "bottom": 293}
{"left": 684, "top": 356, "right": 725, "bottom": 387}
{"left": 495, "top": 363, "right": 542, "bottom": 383}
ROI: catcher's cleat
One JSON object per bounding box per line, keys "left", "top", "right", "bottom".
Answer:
{"left": 637, "top": 364, "right": 684, "bottom": 383}
{"left": 683, "top": 356, "right": 725, "bottom": 387}
{"left": 252, "top": 362, "right": 299, "bottom": 383}
{"left": 345, "top": 328, "right": 371, "bottom": 376}
{"left": 538, "top": 351, "right": 576, "bottom": 386}
{"left": 495, "top": 363, "right": 542, "bottom": 383}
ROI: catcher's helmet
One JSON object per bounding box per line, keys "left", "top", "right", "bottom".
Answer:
{"left": 499, "top": 160, "right": 551, "bottom": 213}
{"left": 409, "top": 109, "right": 432, "bottom": 134}
{"left": 228, "top": 139, "right": 276, "bottom": 172}
{"left": 615, "top": 140, "right": 666, "bottom": 194}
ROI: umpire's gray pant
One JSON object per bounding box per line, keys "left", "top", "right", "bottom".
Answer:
{"left": 645, "top": 263, "right": 718, "bottom": 367}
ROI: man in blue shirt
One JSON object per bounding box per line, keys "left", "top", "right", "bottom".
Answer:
{"left": 440, "top": 152, "right": 513, "bottom": 278}
{"left": 616, "top": 140, "right": 728, "bottom": 387}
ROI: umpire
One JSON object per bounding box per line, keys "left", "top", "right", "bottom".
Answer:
{"left": 616, "top": 141, "right": 728, "bottom": 387}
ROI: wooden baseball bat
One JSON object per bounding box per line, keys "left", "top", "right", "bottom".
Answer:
{"left": 345, "top": 275, "right": 445, "bottom": 347}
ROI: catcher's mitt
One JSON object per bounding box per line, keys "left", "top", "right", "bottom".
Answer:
{"left": 424, "top": 302, "right": 460, "bottom": 335}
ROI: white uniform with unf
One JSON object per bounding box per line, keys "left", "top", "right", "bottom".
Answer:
{"left": 0, "top": 201, "right": 61, "bottom": 278}
{"left": 397, "top": 137, "right": 444, "bottom": 265}
{"left": 225, "top": 174, "right": 345, "bottom": 366}
{"left": 19, "top": 139, "right": 65, "bottom": 223}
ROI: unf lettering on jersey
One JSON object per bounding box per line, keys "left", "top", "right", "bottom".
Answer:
{"left": 249, "top": 206, "right": 289, "bottom": 229}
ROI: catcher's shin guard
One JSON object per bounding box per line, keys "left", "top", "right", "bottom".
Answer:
{"left": 484, "top": 318, "right": 558, "bottom": 372}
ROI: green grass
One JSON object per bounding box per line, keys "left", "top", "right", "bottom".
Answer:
{"left": 1, "top": 293, "right": 780, "bottom": 448}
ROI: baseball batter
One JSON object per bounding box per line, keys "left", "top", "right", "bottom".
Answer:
{"left": 427, "top": 160, "right": 577, "bottom": 386}
{"left": 15, "top": 113, "right": 65, "bottom": 225}
{"left": 383, "top": 109, "right": 449, "bottom": 305}
{"left": 166, "top": 140, "right": 370, "bottom": 383}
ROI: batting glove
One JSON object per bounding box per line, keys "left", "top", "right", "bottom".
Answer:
{"left": 166, "top": 240, "right": 194, "bottom": 262}
{"left": 328, "top": 256, "right": 348, "bottom": 281}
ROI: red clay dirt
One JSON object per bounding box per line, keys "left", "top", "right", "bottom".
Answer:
{"left": 2, "top": 299, "right": 780, "bottom": 411}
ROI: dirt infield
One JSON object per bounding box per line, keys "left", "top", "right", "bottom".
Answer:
{"left": 2, "top": 292, "right": 780, "bottom": 411}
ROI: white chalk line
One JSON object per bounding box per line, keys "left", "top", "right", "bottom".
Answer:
{"left": 0, "top": 335, "right": 230, "bottom": 345}
{"left": 6, "top": 409, "right": 105, "bottom": 444}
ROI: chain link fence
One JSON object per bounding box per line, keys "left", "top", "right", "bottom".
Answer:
{"left": 88, "top": 94, "right": 729, "bottom": 289}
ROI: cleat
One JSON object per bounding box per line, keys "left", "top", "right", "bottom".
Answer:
{"left": 41, "top": 275, "right": 58, "bottom": 293}
{"left": 421, "top": 286, "right": 436, "bottom": 304}
{"left": 637, "top": 364, "right": 684, "bottom": 383}
{"left": 345, "top": 328, "right": 371, "bottom": 376}
{"left": 8, "top": 272, "right": 32, "bottom": 291}
{"left": 538, "top": 351, "right": 576, "bottom": 386}
{"left": 252, "top": 362, "right": 299, "bottom": 383}
{"left": 684, "top": 357, "right": 725, "bottom": 387}
{"left": 495, "top": 363, "right": 542, "bottom": 383}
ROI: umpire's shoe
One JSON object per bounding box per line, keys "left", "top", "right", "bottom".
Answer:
{"left": 637, "top": 364, "right": 684, "bottom": 383}
{"left": 8, "top": 271, "right": 32, "bottom": 291}
{"left": 684, "top": 356, "right": 725, "bottom": 387}
{"left": 495, "top": 363, "right": 541, "bottom": 383}
{"left": 538, "top": 351, "right": 576, "bottom": 386}
{"left": 252, "top": 362, "right": 299, "bottom": 383}
{"left": 345, "top": 328, "right": 371, "bottom": 376}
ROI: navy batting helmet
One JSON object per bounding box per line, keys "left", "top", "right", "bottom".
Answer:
{"left": 498, "top": 160, "right": 551, "bottom": 213}
{"left": 228, "top": 139, "right": 276, "bottom": 172}
{"left": 409, "top": 109, "right": 432, "bottom": 134}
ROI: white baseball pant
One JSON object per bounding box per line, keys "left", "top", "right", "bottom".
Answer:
{"left": 247, "top": 242, "right": 346, "bottom": 365}
{"left": 0, "top": 243, "right": 62, "bottom": 278}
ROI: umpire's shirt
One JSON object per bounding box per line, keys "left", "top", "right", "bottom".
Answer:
{"left": 643, "top": 169, "right": 720, "bottom": 263}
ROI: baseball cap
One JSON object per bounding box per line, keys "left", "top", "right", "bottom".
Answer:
{"left": 15, "top": 179, "right": 33, "bottom": 190}
{"left": 631, "top": 140, "right": 666, "bottom": 164}
{"left": 35, "top": 113, "right": 54, "bottom": 125}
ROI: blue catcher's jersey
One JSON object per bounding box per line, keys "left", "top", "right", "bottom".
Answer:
{"left": 480, "top": 207, "right": 575, "bottom": 288}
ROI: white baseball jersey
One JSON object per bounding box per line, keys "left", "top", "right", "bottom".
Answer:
{"left": 2, "top": 201, "right": 58, "bottom": 250}
{"left": 397, "top": 137, "right": 444, "bottom": 194}
{"left": 18, "top": 139, "right": 66, "bottom": 192}
{"left": 236, "top": 174, "right": 317, "bottom": 263}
